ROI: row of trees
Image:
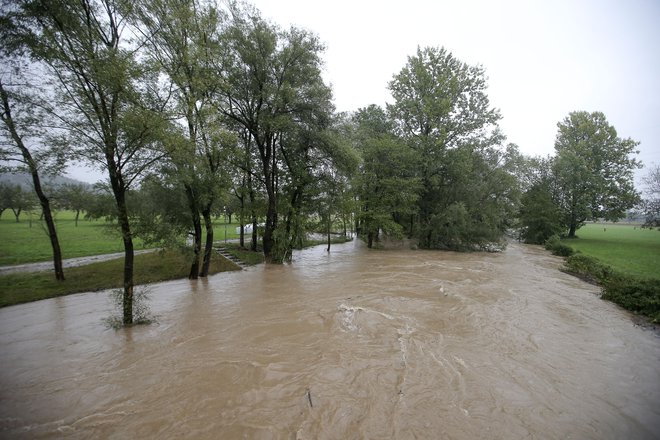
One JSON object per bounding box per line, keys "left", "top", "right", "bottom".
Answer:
{"left": 0, "top": 0, "right": 643, "bottom": 324}
{"left": 0, "top": 181, "right": 93, "bottom": 223}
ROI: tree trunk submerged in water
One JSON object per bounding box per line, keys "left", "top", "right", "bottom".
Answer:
{"left": 200, "top": 209, "right": 214, "bottom": 277}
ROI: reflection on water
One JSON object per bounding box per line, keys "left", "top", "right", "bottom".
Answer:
{"left": 1, "top": 241, "right": 659, "bottom": 439}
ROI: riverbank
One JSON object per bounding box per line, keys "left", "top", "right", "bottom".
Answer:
{"left": 0, "top": 238, "right": 352, "bottom": 308}
{"left": 0, "top": 250, "right": 241, "bottom": 308}
{"left": 547, "top": 224, "right": 660, "bottom": 324}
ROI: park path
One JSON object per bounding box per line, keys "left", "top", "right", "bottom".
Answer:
{"left": 0, "top": 249, "right": 156, "bottom": 276}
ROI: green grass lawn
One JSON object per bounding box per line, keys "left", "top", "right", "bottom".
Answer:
{"left": 0, "top": 210, "right": 243, "bottom": 266}
{"left": 0, "top": 250, "right": 240, "bottom": 308}
{"left": 561, "top": 223, "right": 660, "bottom": 279}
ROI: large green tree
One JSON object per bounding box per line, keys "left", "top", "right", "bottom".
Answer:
{"left": 5, "top": 0, "right": 166, "bottom": 324}
{"left": 130, "top": 0, "right": 231, "bottom": 278}
{"left": 553, "top": 111, "right": 641, "bottom": 237}
{"left": 216, "top": 5, "right": 334, "bottom": 263}
{"left": 387, "top": 46, "right": 512, "bottom": 250}
{"left": 350, "top": 105, "right": 419, "bottom": 247}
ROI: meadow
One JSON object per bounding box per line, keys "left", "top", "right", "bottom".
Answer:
{"left": 561, "top": 222, "right": 660, "bottom": 279}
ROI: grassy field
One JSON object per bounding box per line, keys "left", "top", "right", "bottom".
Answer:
{"left": 561, "top": 223, "right": 660, "bottom": 279}
{"left": 0, "top": 210, "right": 242, "bottom": 266}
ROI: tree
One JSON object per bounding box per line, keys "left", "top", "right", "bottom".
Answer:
{"left": 217, "top": 5, "right": 335, "bottom": 263}
{"left": 5, "top": 0, "right": 166, "bottom": 324}
{"left": 56, "top": 182, "right": 92, "bottom": 226}
{"left": 130, "top": 0, "right": 231, "bottom": 278}
{"left": 350, "top": 105, "right": 419, "bottom": 247}
{"left": 0, "top": 182, "right": 36, "bottom": 222}
{"left": 519, "top": 182, "right": 564, "bottom": 244}
{"left": 0, "top": 73, "right": 65, "bottom": 279}
{"left": 641, "top": 164, "right": 660, "bottom": 226}
{"left": 387, "top": 46, "right": 510, "bottom": 250}
{"left": 553, "top": 111, "right": 641, "bottom": 237}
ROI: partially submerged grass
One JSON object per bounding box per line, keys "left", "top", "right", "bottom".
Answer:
{"left": 0, "top": 249, "right": 240, "bottom": 308}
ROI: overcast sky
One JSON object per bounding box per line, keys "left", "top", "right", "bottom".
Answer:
{"left": 68, "top": 0, "right": 659, "bottom": 183}
{"left": 251, "top": 0, "right": 660, "bottom": 171}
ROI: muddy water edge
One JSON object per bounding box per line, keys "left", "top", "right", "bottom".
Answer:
{"left": 1, "top": 241, "right": 659, "bottom": 439}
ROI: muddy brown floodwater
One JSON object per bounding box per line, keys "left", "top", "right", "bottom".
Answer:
{"left": 1, "top": 241, "right": 659, "bottom": 439}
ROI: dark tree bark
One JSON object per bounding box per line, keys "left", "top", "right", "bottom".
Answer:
{"left": 184, "top": 183, "right": 202, "bottom": 279}
{"left": 200, "top": 207, "right": 214, "bottom": 277}
{"left": 0, "top": 80, "right": 64, "bottom": 280}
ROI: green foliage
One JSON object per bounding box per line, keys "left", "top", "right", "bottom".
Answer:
{"left": 544, "top": 234, "right": 575, "bottom": 257}
{"left": 601, "top": 277, "right": 660, "bottom": 323}
{"left": 387, "top": 46, "right": 515, "bottom": 250}
{"left": 519, "top": 183, "right": 564, "bottom": 244}
{"left": 553, "top": 111, "right": 641, "bottom": 237}
{"left": 563, "top": 253, "right": 660, "bottom": 323}
{"left": 563, "top": 253, "right": 611, "bottom": 282}
{"left": 557, "top": 224, "right": 660, "bottom": 322}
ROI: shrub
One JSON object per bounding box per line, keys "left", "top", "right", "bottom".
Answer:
{"left": 544, "top": 234, "right": 575, "bottom": 257}
{"left": 562, "top": 254, "right": 660, "bottom": 323}
{"left": 563, "top": 254, "right": 612, "bottom": 283}
{"left": 602, "top": 277, "right": 660, "bottom": 323}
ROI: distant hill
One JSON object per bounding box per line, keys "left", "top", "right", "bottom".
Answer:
{"left": 0, "top": 172, "right": 91, "bottom": 190}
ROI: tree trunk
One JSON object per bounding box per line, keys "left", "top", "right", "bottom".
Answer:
{"left": 1, "top": 80, "right": 64, "bottom": 280}
{"left": 12, "top": 208, "right": 21, "bottom": 222}
{"left": 263, "top": 197, "right": 277, "bottom": 262}
{"left": 200, "top": 208, "right": 214, "bottom": 277}
{"left": 109, "top": 175, "right": 134, "bottom": 326}
{"left": 184, "top": 183, "right": 202, "bottom": 279}
{"left": 247, "top": 169, "right": 258, "bottom": 251}
{"left": 568, "top": 222, "right": 577, "bottom": 238}
{"left": 119, "top": 213, "right": 134, "bottom": 326}
{"left": 74, "top": 209, "right": 80, "bottom": 227}
{"left": 251, "top": 217, "right": 258, "bottom": 252}
{"left": 34, "top": 174, "right": 64, "bottom": 281}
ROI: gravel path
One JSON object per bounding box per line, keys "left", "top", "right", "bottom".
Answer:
{"left": 0, "top": 249, "right": 156, "bottom": 275}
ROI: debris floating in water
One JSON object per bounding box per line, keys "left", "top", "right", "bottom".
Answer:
{"left": 306, "top": 388, "right": 313, "bottom": 408}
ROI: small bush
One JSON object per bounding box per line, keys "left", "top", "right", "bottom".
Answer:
{"left": 563, "top": 254, "right": 613, "bottom": 284}
{"left": 602, "top": 277, "right": 660, "bottom": 323}
{"left": 544, "top": 234, "right": 575, "bottom": 257}
{"left": 562, "top": 254, "right": 660, "bottom": 323}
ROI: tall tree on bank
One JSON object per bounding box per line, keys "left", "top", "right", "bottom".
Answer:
{"left": 350, "top": 105, "right": 419, "bottom": 247}
{"left": 387, "top": 46, "right": 510, "bottom": 249}
{"left": 130, "top": 0, "right": 230, "bottom": 278}
{"left": 5, "top": 0, "right": 165, "bottom": 324}
{"left": 217, "top": 5, "right": 334, "bottom": 263}
{"left": 553, "top": 111, "right": 641, "bottom": 238}
{"left": 0, "top": 72, "right": 65, "bottom": 279}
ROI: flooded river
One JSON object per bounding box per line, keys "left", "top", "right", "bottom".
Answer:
{"left": 1, "top": 241, "right": 659, "bottom": 439}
